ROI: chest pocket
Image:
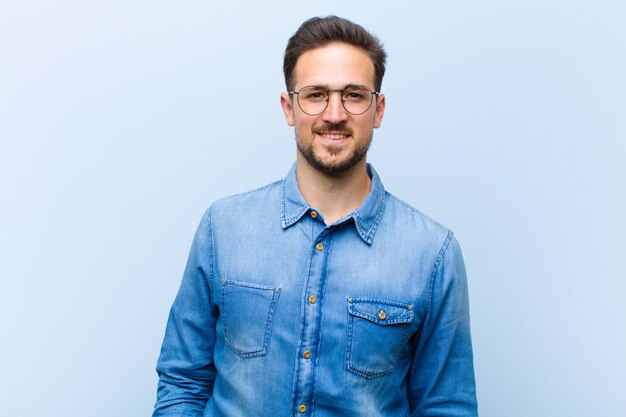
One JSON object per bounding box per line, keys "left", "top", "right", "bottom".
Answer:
{"left": 345, "top": 297, "right": 414, "bottom": 379}
{"left": 221, "top": 279, "right": 281, "bottom": 358}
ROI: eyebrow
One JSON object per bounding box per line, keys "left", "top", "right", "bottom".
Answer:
{"left": 305, "top": 83, "right": 368, "bottom": 90}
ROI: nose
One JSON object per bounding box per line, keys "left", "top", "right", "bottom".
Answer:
{"left": 321, "top": 91, "right": 349, "bottom": 124}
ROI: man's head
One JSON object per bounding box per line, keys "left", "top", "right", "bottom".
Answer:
{"left": 281, "top": 16, "right": 387, "bottom": 176}
{"left": 283, "top": 16, "right": 387, "bottom": 92}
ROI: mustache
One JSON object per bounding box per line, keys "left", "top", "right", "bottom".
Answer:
{"left": 314, "top": 123, "right": 352, "bottom": 134}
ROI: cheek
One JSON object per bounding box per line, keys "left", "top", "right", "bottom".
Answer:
{"left": 294, "top": 116, "right": 315, "bottom": 133}
{"left": 355, "top": 117, "right": 374, "bottom": 132}
{"left": 293, "top": 121, "right": 308, "bottom": 140}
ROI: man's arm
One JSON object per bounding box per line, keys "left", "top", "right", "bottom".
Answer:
{"left": 153, "top": 208, "right": 218, "bottom": 417}
{"left": 407, "top": 232, "right": 478, "bottom": 417}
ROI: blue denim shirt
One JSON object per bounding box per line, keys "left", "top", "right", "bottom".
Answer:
{"left": 153, "top": 164, "right": 478, "bottom": 417}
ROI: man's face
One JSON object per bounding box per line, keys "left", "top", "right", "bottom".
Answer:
{"left": 281, "top": 42, "right": 386, "bottom": 176}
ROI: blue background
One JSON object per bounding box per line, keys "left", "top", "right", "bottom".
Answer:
{"left": 1, "top": 1, "right": 624, "bottom": 416}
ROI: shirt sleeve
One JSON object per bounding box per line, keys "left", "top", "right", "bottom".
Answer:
{"left": 152, "top": 207, "right": 218, "bottom": 417}
{"left": 407, "top": 232, "right": 479, "bottom": 417}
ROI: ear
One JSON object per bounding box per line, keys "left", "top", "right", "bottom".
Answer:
{"left": 280, "top": 92, "right": 296, "bottom": 126}
{"left": 373, "top": 93, "right": 386, "bottom": 129}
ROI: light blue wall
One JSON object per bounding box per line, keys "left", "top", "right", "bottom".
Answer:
{"left": 1, "top": 1, "right": 624, "bottom": 416}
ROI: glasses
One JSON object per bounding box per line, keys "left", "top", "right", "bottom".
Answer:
{"left": 289, "top": 85, "right": 380, "bottom": 116}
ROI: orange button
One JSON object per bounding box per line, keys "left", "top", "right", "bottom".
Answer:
{"left": 298, "top": 403, "right": 307, "bottom": 413}
{"left": 378, "top": 310, "right": 387, "bottom": 320}
{"left": 311, "top": 211, "right": 318, "bottom": 219}
{"left": 316, "top": 242, "right": 324, "bottom": 251}
{"left": 308, "top": 294, "right": 317, "bottom": 304}
{"left": 303, "top": 349, "right": 311, "bottom": 359}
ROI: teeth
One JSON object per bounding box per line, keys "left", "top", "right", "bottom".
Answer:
{"left": 324, "top": 134, "right": 347, "bottom": 139}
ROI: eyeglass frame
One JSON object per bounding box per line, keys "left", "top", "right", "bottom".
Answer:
{"left": 288, "top": 84, "right": 381, "bottom": 116}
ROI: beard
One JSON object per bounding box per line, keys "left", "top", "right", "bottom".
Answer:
{"left": 296, "top": 123, "right": 373, "bottom": 176}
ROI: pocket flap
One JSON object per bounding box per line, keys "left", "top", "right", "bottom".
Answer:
{"left": 347, "top": 298, "right": 414, "bottom": 325}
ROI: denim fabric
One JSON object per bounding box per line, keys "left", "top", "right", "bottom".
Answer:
{"left": 153, "top": 164, "right": 478, "bottom": 417}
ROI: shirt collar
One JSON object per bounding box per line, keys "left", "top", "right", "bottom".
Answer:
{"left": 281, "top": 163, "right": 386, "bottom": 245}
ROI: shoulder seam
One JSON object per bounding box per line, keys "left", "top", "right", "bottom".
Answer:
{"left": 386, "top": 193, "right": 448, "bottom": 231}
{"left": 425, "top": 230, "right": 454, "bottom": 316}
{"left": 212, "top": 179, "right": 283, "bottom": 205}
{"left": 207, "top": 205, "right": 215, "bottom": 311}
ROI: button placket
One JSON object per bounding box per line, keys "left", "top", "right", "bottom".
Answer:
{"left": 293, "top": 232, "right": 330, "bottom": 416}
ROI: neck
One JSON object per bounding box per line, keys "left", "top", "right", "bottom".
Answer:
{"left": 295, "top": 154, "right": 372, "bottom": 225}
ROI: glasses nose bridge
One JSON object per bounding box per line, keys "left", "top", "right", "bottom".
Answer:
{"left": 325, "top": 89, "right": 347, "bottom": 113}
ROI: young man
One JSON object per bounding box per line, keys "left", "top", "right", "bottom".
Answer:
{"left": 153, "top": 16, "right": 478, "bottom": 417}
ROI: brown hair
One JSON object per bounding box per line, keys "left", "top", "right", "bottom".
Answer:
{"left": 283, "top": 16, "right": 387, "bottom": 91}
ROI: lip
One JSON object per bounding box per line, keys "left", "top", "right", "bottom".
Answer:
{"left": 316, "top": 131, "right": 352, "bottom": 145}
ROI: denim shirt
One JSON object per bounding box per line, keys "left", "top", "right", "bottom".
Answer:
{"left": 153, "top": 164, "right": 478, "bottom": 417}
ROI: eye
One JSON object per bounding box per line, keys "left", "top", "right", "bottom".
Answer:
{"left": 301, "top": 88, "right": 327, "bottom": 102}
{"left": 343, "top": 87, "right": 369, "bottom": 101}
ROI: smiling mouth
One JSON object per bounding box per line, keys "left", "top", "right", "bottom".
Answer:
{"left": 321, "top": 133, "right": 350, "bottom": 140}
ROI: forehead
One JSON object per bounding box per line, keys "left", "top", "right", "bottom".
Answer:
{"left": 292, "top": 42, "right": 376, "bottom": 90}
